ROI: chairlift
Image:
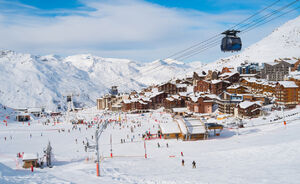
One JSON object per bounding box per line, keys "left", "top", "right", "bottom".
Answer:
{"left": 221, "top": 30, "right": 242, "bottom": 52}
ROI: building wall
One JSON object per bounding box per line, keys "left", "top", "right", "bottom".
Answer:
{"left": 261, "top": 61, "right": 291, "bottom": 81}
{"left": 275, "top": 85, "right": 299, "bottom": 106}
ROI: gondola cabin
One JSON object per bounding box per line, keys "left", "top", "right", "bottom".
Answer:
{"left": 221, "top": 30, "right": 242, "bottom": 52}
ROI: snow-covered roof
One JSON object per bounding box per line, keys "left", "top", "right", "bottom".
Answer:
{"left": 227, "top": 84, "right": 243, "bottom": 89}
{"left": 264, "top": 62, "right": 278, "bottom": 66}
{"left": 172, "top": 108, "right": 187, "bottom": 113}
{"left": 183, "top": 118, "right": 206, "bottom": 134}
{"left": 179, "top": 92, "right": 187, "bottom": 97}
{"left": 190, "top": 96, "right": 199, "bottom": 102}
{"left": 141, "top": 97, "right": 151, "bottom": 102}
{"left": 288, "top": 71, "right": 300, "bottom": 80}
{"left": 123, "top": 99, "right": 131, "bottom": 104}
{"left": 28, "top": 108, "right": 42, "bottom": 112}
{"left": 211, "top": 80, "right": 222, "bottom": 84}
{"left": 282, "top": 58, "right": 298, "bottom": 65}
{"left": 176, "top": 119, "right": 187, "bottom": 134}
{"left": 176, "top": 84, "right": 187, "bottom": 88}
{"left": 240, "top": 74, "right": 258, "bottom": 77}
{"left": 159, "top": 122, "right": 181, "bottom": 134}
{"left": 172, "top": 95, "right": 180, "bottom": 100}
{"left": 23, "top": 153, "right": 38, "bottom": 160}
{"left": 277, "top": 81, "right": 298, "bottom": 88}
{"left": 219, "top": 72, "right": 239, "bottom": 78}
{"left": 138, "top": 100, "right": 147, "bottom": 105}
{"left": 17, "top": 112, "right": 30, "bottom": 116}
{"left": 166, "top": 97, "right": 174, "bottom": 101}
{"left": 239, "top": 101, "right": 261, "bottom": 109}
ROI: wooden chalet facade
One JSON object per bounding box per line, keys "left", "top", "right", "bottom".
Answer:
{"left": 158, "top": 82, "right": 187, "bottom": 95}
{"left": 194, "top": 80, "right": 231, "bottom": 95}
{"left": 187, "top": 96, "right": 214, "bottom": 114}
{"left": 219, "top": 72, "right": 240, "bottom": 83}
{"left": 238, "top": 101, "right": 261, "bottom": 118}
{"left": 275, "top": 81, "right": 299, "bottom": 107}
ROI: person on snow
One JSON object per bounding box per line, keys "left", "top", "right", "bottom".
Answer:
{"left": 157, "top": 142, "right": 160, "bottom": 148}
{"left": 192, "top": 161, "right": 196, "bottom": 168}
{"left": 182, "top": 159, "right": 185, "bottom": 166}
{"left": 166, "top": 143, "right": 169, "bottom": 148}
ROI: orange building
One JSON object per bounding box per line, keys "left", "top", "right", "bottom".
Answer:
{"left": 275, "top": 81, "right": 299, "bottom": 107}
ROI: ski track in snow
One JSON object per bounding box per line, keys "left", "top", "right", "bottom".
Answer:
{"left": 1, "top": 106, "right": 300, "bottom": 183}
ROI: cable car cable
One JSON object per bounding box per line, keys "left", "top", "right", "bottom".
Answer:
{"left": 175, "top": 4, "right": 300, "bottom": 61}
{"left": 164, "top": 0, "right": 282, "bottom": 60}
{"left": 239, "top": 0, "right": 299, "bottom": 32}
{"left": 173, "top": 1, "right": 300, "bottom": 60}
{"left": 241, "top": 5, "right": 300, "bottom": 35}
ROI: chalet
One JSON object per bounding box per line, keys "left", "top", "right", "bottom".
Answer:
{"left": 28, "top": 108, "right": 42, "bottom": 117}
{"left": 186, "top": 95, "right": 215, "bottom": 114}
{"left": 158, "top": 82, "right": 187, "bottom": 95}
{"left": 192, "top": 72, "right": 206, "bottom": 86}
{"left": 275, "top": 81, "right": 299, "bottom": 108}
{"left": 217, "top": 92, "right": 243, "bottom": 115}
{"left": 159, "top": 122, "right": 181, "bottom": 139}
{"left": 277, "top": 58, "right": 300, "bottom": 72}
{"left": 97, "top": 93, "right": 128, "bottom": 111}
{"left": 287, "top": 71, "right": 300, "bottom": 88}
{"left": 226, "top": 84, "right": 248, "bottom": 94}
{"left": 16, "top": 112, "right": 30, "bottom": 122}
{"left": 194, "top": 80, "right": 230, "bottom": 95}
{"left": 158, "top": 82, "right": 177, "bottom": 94}
{"left": 210, "top": 80, "right": 231, "bottom": 95}
{"left": 149, "top": 92, "right": 168, "bottom": 109}
{"left": 219, "top": 72, "right": 240, "bottom": 83}
{"left": 291, "top": 59, "right": 300, "bottom": 72}
{"left": 163, "top": 95, "right": 185, "bottom": 110}
{"left": 121, "top": 99, "right": 132, "bottom": 112}
{"left": 22, "top": 153, "right": 39, "bottom": 168}
{"left": 237, "top": 101, "right": 262, "bottom": 118}
{"left": 240, "top": 78, "right": 276, "bottom": 95}
{"left": 194, "top": 80, "right": 210, "bottom": 93}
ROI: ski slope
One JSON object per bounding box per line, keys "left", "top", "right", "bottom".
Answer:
{"left": 1, "top": 106, "right": 300, "bottom": 183}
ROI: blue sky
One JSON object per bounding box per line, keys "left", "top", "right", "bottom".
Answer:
{"left": 0, "top": 0, "right": 299, "bottom": 62}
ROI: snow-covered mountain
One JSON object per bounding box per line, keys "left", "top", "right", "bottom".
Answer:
{"left": 1, "top": 15, "right": 299, "bottom": 110}
{"left": 0, "top": 51, "right": 200, "bottom": 110}
{"left": 204, "top": 16, "right": 300, "bottom": 70}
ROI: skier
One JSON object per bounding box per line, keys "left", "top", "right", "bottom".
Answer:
{"left": 157, "top": 142, "right": 160, "bottom": 148}
{"left": 182, "top": 159, "right": 185, "bottom": 166}
{"left": 166, "top": 143, "right": 169, "bottom": 148}
{"left": 192, "top": 161, "right": 196, "bottom": 168}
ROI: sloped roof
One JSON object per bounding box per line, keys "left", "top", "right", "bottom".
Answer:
{"left": 277, "top": 81, "right": 298, "bottom": 88}
{"left": 159, "top": 122, "right": 181, "bottom": 134}
{"left": 239, "top": 101, "right": 261, "bottom": 109}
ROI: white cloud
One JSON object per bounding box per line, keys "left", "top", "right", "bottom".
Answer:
{"left": 0, "top": 0, "right": 298, "bottom": 62}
